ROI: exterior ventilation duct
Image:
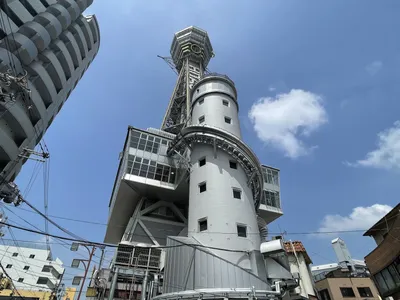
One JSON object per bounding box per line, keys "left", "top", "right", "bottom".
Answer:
{"left": 257, "top": 215, "right": 268, "bottom": 241}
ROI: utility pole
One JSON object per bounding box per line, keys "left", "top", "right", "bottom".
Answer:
{"left": 70, "top": 243, "right": 105, "bottom": 300}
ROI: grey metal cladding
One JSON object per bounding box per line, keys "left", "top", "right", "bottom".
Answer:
{"left": 163, "top": 237, "right": 270, "bottom": 293}
{"left": 0, "top": 0, "right": 100, "bottom": 181}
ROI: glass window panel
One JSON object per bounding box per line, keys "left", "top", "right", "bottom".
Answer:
{"left": 138, "top": 143, "right": 145, "bottom": 150}
{"left": 141, "top": 134, "right": 148, "bottom": 140}
{"left": 388, "top": 265, "right": 400, "bottom": 286}
{"left": 155, "top": 138, "right": 161, "bottom": 143}
{"left": 135, "top": 157, "right": 142, "bottom": 162}
{"left": 148, "top": 136, "right": 154, "bottom": 141}
{"left": 161, "top": 140, "right": 167, "bottom": 145}
{"left": 131, "top": 131, "right": 140, "bottom": 137}
{"left": 152, "top": 143, "right": 159, "bottom": 154}
{"left": 140, "top": 164, "right": 149, "bottom": 174}
{"left": 375, "top": 272, "right": 388, "bottom": 293}
{"left": 143, "top": 159, "right": 149, "bottom": 165}
{"left": 169, "top": 171, "right": 176, "bottom": 184}
{"left": 132, "top": 131, "right": 140, "bottom": 137}
{"left": 382, "top": 268, "right": 396, "bottom": 290}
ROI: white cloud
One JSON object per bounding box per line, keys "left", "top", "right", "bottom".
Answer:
{"left": 248, "top": 89, "right": 328, "bottom": 158}
{"left": 318, "top": 204, "right": 392, "bottom": 233}
{"left": 268, "top": 87, "right": 276, "bottom": 92}
{"left": 365, "top": 60, "right": 383, "bottom": 76}
{"left": 348, "top": 121, "right": 400, "bottom": 169}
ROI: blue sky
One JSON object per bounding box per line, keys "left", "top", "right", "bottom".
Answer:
{"left": 7, "top": 0, "right": 400, "bottom": 285}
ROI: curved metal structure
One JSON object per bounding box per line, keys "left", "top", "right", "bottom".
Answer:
{"left": 0, "top": 0, "right": 100, "bottom": 186}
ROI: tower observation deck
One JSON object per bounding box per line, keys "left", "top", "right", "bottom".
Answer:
{"left": 102, "top": 27, "right": 295, "bottom": 300}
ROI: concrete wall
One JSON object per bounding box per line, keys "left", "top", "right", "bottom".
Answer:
{"left": 188, "top": 76, "right": 261, "bottom": 271}
{"left": 0, "top": 0, "right": 100, "bottom": 182}
{"left": 287, "top": 253, "right": 315, "bottom": 298}
{"left": 315, "top": 277, "right": 380, "bottom": 300}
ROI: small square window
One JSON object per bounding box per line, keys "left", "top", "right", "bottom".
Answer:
{"left": 23, "top": 266, "right": 30, "bottom": 271}
{"left": 29, "top": 254, "right": 35, "bottom": 259}
{"left": 12, "top": 253, "right": 18, "bottom": 257}
{"left": 340, "top": 287, "right": 355, "bottom": 297}
{"left": 237, "top": 225, "right": 247, "bottom": 237}
{"left": 357, "top": 287, "right": 373, "bottom": 297}
{"left": 199, "top": 182, "right": 206, "bottom": 193}
{"left": 199, "top": 98, "right": 204, "bottom": 105}
{"left": 199, "top": 219, "right": 207, "bottom": 231}
{"left": 6, "top": 264, "right": 12, "bottom": 269}
{"left": 199, "top": 157, "right": 206, "bottom": 167}
{"left": 222, "top": 100, "right": 229, "bottom": 107}
{"left": 17, "top": 278, "right": 24, "bottom": 283}
{"left": 199, "top": 115, "right": 205, "bottom": 123}
{"left": 229, "top": 161, "right": 237, "bottom": 169}
{"left": 233, "top": 189, "right": 241, "bottom": 199}
{"left": 224, "top": 117, "right": 231, "bottom": 124}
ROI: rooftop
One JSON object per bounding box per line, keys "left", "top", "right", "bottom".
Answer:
{"left": 363, "top": 203, "right": 400, "bottom": 236}
{"left": 283, "top": 241, "right": 312, "bottom": 264}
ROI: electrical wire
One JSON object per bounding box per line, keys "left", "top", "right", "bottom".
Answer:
{"left": 0, "top": 221, "right": 258, "bottom": 253}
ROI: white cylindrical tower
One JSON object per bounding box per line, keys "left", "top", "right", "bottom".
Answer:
{"left": 187, "top": 74, "right": 260, "bottom": 270}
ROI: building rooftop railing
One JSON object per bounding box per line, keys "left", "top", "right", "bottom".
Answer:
{"left": 0, "top": 240, "right": 49, "bottom": 251}
{"left": 203, "top": 72, "right": 235, "bottom": 86}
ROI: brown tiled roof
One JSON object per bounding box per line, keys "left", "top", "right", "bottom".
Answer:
{"left": 284, "top": 241, "right": 313, "bottom": 264}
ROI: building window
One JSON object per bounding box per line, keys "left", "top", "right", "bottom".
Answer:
{"left": 199, "top": 157, "right": 206, "bottom": 167}
{"left": 199, "top": 115, "right": 205, "bottom": 124}
{"left": 17, "top": 278, "right": 24, "bottom": 283}
{"left": 42, "top": 266, "right": 52, "bottom": 272}
{"left": 229, "top": 161, "right": 237, "bottom": 169}
{"left": 237, "top": 225, "right": 247, "bottom": 237}
{"left": 262, "top": 190, "right": 280, "bottom": 208}
{"left": 224, "top": 116, "right": 231, "bottom": 124}
{"left": 126, "top": 155, "right": 176, "bottom": 184}
{"left": 319, "top": 289, "right": 331, "bottom": 300}
{"left": 382, "top": 268, "right": 397, "bottom": 290}
{"left": 222, "top": 99, "right": 229, "bottom": 107}
{"left": 199, "top": 219, "right": 207, "bottom": 232}
{"left": 199, "top": 98, "right": 204, "bottom": 105}
{"left": 233, "top": 188, "right": 241, "bottom": 199}
{"left": 199, "top": 182, "right": 206, "bottom": 193}
{"left": 129, "top": 130, "right": 163, "bottom": 154}
{"left": 29, "top": 254, "right": 35, "bottom": 259}
{"left": 23, "top": 266, "right": 30, "bottom": 271}
{"left": 357, "top": 287, "right": 373, "bottom": 297}
{"left": 340, "top": 287, "right": 355, "bottom": 297}
{"left": 262, "top": 167, "right": 279, "bottom": 186}
{"left": 6, "top": 265, "right": 12, "bottom": 269}
{"left": 12, "top": 253, "right": 18, "bottom": 257}
{"left": 375, "top": 273, "right": 389, "bottom": 294}
{"left": 37, "top": 277, "right": 48, "bottom": 285}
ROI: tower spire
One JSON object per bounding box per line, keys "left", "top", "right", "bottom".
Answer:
{"left": 161, "top": 26, "right": 213, "bottom": 134}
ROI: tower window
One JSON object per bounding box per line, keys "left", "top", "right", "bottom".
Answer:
{"left": 23, "top": 266, "right": 30, "bottom": 271}
{"left": 199, "top": 182, "right": 207, "bottom": 193}
{"left": 18, "top": 278, "right": 24, "bottom": 283}
{"left": 199, "top": 219, "right": 207, "bottom": 232}
{"left": 224, "top": 117, "right": 231, "bottom": 124}
{"left": 237, "top": 225, "right": 247, "bottom": 237}
{"left": 199, "top": 98, "right": 204, "bottom": 105}
{"left": 6, "top": 265, "right": 12, "bottom": 269}
{"left": 12, "top": 253, "right": 18, "bottom": 257}
{"left": 233, "top": 188, "right": 241, "bottom": 199}
{"left": 229, "top": 161, "right": 237, "bottom": 169}
{"left": 199, "top": 115, "right": 205, "bottom": 123}
{"left": 29, "top": 254, "right": 35, "bottom": 259}
{"left": 222, "top": 99, "right": 229, "bottom": 107}
{"left": 199, "top": 157, "right": 206, "bottom": 167}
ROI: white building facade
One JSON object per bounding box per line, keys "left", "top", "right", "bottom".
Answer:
{"left": 0, "top": 241, "right": 64, "bottom": 291}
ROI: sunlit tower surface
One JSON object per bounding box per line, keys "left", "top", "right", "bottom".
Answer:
{"left": 104, "top": 27, "right": 294, "bottom": 300}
